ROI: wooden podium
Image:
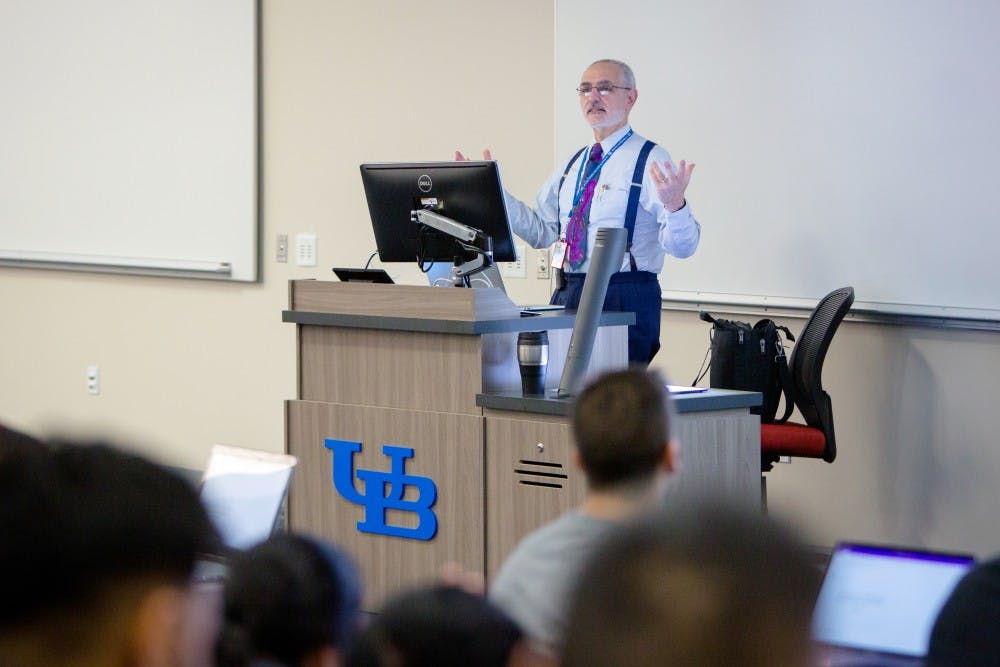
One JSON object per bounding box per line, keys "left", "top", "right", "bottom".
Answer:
{"left": 284, "top": 281, "right": 761, "bottom": 605}
{"left": 283, "top": 280, "right": 631, "bottom": 605}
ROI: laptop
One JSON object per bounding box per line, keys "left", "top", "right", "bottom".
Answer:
{"left": 193, "top": 445, "right": 298, "bottom": 581}
{"left": 812, "top": 543, "right": 975, "bottom": 665}
{"left": 424, "top": 260, "right": 507, "bottom": 290}
{"left": 424, "top": 261, "right": 565, "bottom": 315}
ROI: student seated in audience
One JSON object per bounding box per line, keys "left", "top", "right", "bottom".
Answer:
{"left": 561, "top": 502, "right": 818, "bottom": 667}
{"left": 489, "top": 368, "right": 679, "bottom": 652}
{"left": 928, "top": 555, "right": 1000, "bottom": 667}
{"left": 346, "top": 584, "right": 545, "bottom": 667}
{"left": 0, "top": 421, "right": 44, "bottom": 461}
{"left": 216, "top": 533, "right": 363, "bottom": 667}
{"left": 0, "top": 439, "right": 219, "bottom": 667}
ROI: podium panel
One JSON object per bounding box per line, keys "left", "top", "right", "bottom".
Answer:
{"left": 483, "top": 404, "right": 760, "bottom": 580}
{"left": 484, "top": 413, "right": 586, "bottom": 577}
{"left": 287, "top": 400, "right": 484, "bottom": 606}
{"left": 299, "top": 327, "right": 483, "bottom": 414}
{"left": 670, "top": 408, "right": 760, "bottom": 503}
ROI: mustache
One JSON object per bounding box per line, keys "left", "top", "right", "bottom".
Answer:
{"left": 586, "top": 102, "right": 605, "bottom": 112}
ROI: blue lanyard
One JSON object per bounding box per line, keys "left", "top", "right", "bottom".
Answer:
{"left": 570, "top": 128, "right": 633, "bottom": 209}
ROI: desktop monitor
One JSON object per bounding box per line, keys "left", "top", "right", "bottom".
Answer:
{"left": 359, "top": 161, "right": 518, "bottom": 266}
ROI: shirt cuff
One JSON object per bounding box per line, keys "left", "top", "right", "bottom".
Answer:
{"left": 667, "top": 199, "right": 688, "bottom": 216}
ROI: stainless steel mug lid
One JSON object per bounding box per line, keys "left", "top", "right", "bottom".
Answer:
{"left": 517, "top": 330, "right": 548, "bottom": 344}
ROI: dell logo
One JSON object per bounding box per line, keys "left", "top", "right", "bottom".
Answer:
{"left": 324, "top": 438, "right": 438, "bottom": 541}
{"left": 417, "top": 175, "right": 433, "bottom": 192}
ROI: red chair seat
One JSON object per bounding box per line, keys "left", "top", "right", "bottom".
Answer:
{"left": 761, "top": 422, "right": 826, "bottom": 458}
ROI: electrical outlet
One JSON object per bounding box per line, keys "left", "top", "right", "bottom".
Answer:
{"left": 276, "top": 233, "right": 288, "bottom": 263}
{"left": 295, "top": 233, "right": 317, "bottom": 267}
{"left": 86, "top": 365, "right": 99, "bottom": 395}
{"left": 500, "top": 243, "right": 527, "bottom": 278}
{"left": 536, "top": 249, "right": 550, "bottom": 279}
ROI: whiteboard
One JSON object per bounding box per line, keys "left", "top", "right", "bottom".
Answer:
{"left": 556, "top": 0, "right": 1000, "bottom": 320}
{"left": 0, "top": 0, "right": 258, "bottom": 281}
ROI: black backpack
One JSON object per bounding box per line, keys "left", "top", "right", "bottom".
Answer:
{"left": 695, "top": 312, "right": 797, "bottom": 424}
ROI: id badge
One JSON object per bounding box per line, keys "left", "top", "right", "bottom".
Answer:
{"left": 551, "top": 239, "right": 567, "bottom": 270}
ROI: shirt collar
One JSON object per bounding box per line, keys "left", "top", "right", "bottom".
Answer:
{"left": 597, "top": 124, "right": 633, "bottom": 151}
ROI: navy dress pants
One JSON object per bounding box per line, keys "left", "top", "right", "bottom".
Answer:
{"left": 550, "top": 271, "right": 662, "bottom": 365}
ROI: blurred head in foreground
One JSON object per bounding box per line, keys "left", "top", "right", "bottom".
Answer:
{"left": 561, "top": 502, "right": 818, "bottom": 667}
{"left": 347, "top": 584, "right": 532, "bottom": 667}
{"left": 0, "top": 440, "right": 217, "bottom": 667}
{"left": 217, "top": 533, "right": 362, "bottom": 667}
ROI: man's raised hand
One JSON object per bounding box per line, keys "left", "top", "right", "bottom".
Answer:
{"left": 455, "top": 149, "right": 494, "bottom": 161}
{"left": 650, "top": 159, "right": 695, "bottom": 213}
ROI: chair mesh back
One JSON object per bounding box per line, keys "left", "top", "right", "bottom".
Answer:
{"left": 788, "top": 287, "right": 855, "bottom": 460}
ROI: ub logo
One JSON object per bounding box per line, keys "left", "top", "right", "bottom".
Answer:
{"left": 324, "top": 438, "right": 438, "bottom": 541}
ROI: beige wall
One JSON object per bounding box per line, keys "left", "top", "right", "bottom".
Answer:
{"left": 2, "top": 0, "right": 999, "bottom": 557}
{"left": 654, "top": 311, "right": 1000, "bottom": 557}
{"left": 0, "top": 0, "right": 555, "bottom": 468}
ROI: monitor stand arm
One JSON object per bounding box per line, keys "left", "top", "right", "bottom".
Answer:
{"left": 411, "top": 209, "right": 494, "bottom": 287}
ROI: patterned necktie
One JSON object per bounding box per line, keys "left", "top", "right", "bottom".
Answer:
{"left": 565, "top": 142, "right": 603, "bottom": 270}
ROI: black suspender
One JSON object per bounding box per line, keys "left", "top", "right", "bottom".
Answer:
{"left": 556, "top": 139, "right": 657, "bottom": 272}
{"left": 624, "top": 140, "right": 656, "bottom": 271}
{"left": 556, "top": 145, "right": 588, "bottom": 221}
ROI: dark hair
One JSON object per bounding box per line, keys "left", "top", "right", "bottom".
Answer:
{"left": 928, "top": 556, "right": 1000, "bottom": 667}
{"left": 570, "top": 368, "right": 670, "bottom": 489}
{"left": 0, "top": 422, "right": 45, "bottom": 463}
{"left": 217, "top": 534, "right": 362, "bottom": 667}
{"left": 562, "top": 503, "right": 818, "bottom": 667}
{"left": 0, "top": 440, "right": 218, "bottom": 629}
{"left": 346, "top": 585, "right": 522, "bottom": 667}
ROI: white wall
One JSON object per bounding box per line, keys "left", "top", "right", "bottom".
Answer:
{"left": 1, "top": 0, "right": 998, "bottom": 557}
{"left": 556, "top": 0, "right": 1000, "bottom": 320}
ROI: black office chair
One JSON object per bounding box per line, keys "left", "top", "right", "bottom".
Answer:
{"left": 761, "top": 286, "right": 855, "bottom": 472}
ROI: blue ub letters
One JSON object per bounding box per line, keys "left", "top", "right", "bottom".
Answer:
{"left": 324, "top": 438, "right": 438, "bottom": 541}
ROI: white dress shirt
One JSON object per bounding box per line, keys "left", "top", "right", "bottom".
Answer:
{"left": 503, "top": 124, "right": 700, "bottom": 274}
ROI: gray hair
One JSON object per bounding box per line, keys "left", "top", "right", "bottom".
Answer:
{"left": 589, "top": 59, "right": 636, "bottom": 88}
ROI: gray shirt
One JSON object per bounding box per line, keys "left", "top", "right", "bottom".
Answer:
{"left": 489, "top": 511, "right": 618, "bottom": 650}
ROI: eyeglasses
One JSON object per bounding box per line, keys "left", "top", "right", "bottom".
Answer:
{"left": 576, "top": 82, "right": 632, "bottom": 96}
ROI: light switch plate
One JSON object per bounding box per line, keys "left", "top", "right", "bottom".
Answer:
{"left": 276, "top": 233, "right": 288, "bottom": 263}
{"left": 501, "top": 243, "right": 527, "bottom": 278}
{"left": 295, "top": 233, "right": 317, "bottom": 267}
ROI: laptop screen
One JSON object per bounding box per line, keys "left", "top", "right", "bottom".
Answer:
{"left": 199, "top": 445, "right": 297, "bottom": 552}
{"left": 425, "top": 261, "right": 507, "bottom": 291}
{"left": 811, "top": 543, "right": 975, "bottom": 657}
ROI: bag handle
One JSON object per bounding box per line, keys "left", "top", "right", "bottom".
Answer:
{"left": 775, "top": 343, "right": 796, "bottom": 423}
{"left": 753, "top": 319, "right": 798, "bottom": 423}
{"left": 765, "top": 322, "right": 797, "bottom": 423}
{"left": 692, "top": 339, "right": 712, "bottom": 386}
{"left": 700, "top": 310, "right": 752, "bottom": 332}
{"left": 691, "top": 311, "right": 722, "bottom": 385}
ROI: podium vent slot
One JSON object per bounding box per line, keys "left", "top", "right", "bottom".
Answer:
{"left": 518, "top": 480, "right": 562, "bottom": 489}
{"left": 514, "top": 460, "right": 566, "bottom": 489}
{"left": 514, "top": 468, "right": 567, "bottom": 480}
{"left": 518, "top": 459, "right": 561, "bottom": 468}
